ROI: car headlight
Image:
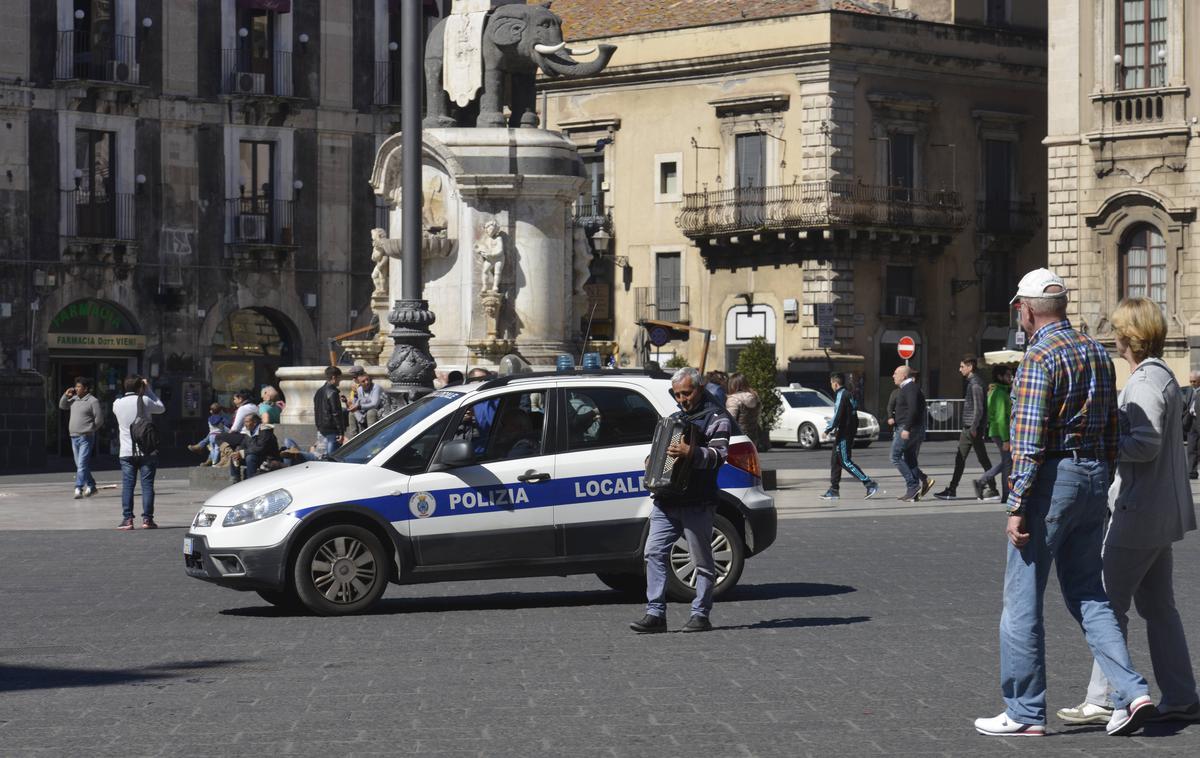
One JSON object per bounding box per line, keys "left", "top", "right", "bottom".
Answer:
{"left": 222, "top": 489, "right": 292, "bottom": 527}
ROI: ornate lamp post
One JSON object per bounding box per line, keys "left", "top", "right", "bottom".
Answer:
{"left": 385, "top": 0, "right": 437, "bottom": 406}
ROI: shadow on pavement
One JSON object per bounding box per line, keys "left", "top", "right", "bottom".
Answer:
{"left": 725, "top": 581, "right": 856, "bottom": 601}
{"left": 715, "top": 615, "right": 871, "bottom": 631}
{"left": 0, "top": 659, "right": 248, "bottom": 693}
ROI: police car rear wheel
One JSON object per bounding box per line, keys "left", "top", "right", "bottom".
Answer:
{"left": 665, "top": 514, "right": 744, "bottom": 602}
{"left": 293, "top": 525, "right": 388, "bottom": 616}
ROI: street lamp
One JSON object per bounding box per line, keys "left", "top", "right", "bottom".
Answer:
{"left": 951, "top": 255, "right": 992, "bottom": 295}
{"left": 591, "top": 228, "right": 627, "bottom": 268}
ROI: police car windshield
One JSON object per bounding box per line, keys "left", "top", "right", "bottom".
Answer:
{"left": 329, "top": 392, "right": 459, "bottom": 464}
{"left": 781, "top": 390, "right": 833, "bottom": 408}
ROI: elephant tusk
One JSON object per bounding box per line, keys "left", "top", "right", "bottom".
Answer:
{"left": 565, "top": 45, "right": 596, "bottom": 57}
{"left": 534, "top": 42, "right": 566, "bottom": 55}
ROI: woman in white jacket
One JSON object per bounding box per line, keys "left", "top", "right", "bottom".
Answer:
{"left": 1057, "top": 297, "right": 1199, "bottom": 725}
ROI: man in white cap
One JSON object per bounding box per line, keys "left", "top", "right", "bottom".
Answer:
{"left": 975, "top": 268, "right": 1154, "bottom": 738}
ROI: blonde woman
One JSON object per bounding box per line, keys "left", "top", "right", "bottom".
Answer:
{"left": 1057, "top": 297, "right": 1199, "bottom": 725}
{"left": 258, "top": 385, "right": 282, "bottom": 425}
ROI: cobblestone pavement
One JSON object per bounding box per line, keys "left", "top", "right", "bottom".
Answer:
{"left": 1, "top": 442, "right": 1198, "bottom": 756}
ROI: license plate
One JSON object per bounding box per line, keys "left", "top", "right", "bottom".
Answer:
{"left": 183, "top": 537, "right": 193, "bottom": 555}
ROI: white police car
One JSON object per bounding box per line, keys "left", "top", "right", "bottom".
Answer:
{"left": 184, "top": 369, "right": 777, "bottom": 615}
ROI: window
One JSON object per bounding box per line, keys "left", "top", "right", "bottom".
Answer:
{"left": 74, "top": 129, "right": 117, "bottom": 237}
{"left": 735, "top": 134, "right": 765, "bottom": 226}
{"left": 237, "top": 6, "right": 275, "bottom": 77}
{"left": 449, "top": 391, "right": 548, "bottom": 462}
{"left": 888, "top": 133, "right": 915, "bottom": 190}
{"left": 238, "top": 140, "right": 274, "bottom": 201}
{"left": 985, "top": 0, "right": 1008, "bottom": 27}
{"left": 1120, "top": 0, "right": 1167, "bottom": 89}
{"left": 578, "top": 149, "right": 605, "bottom": 216}
{"left": 982, "top": 139, "right": 1014, "bottom": 232}
{"left": 653, "top": 152, "right": 681, "bottom": 203}
{"left": 655, "top": 252, "right": 681, "bottom": 321}
{"left": 884, "top": 265, "right": 916, "bottom": 316}
{"left": 384, "top": 417, "right": 451, "bottom": 475}
{"left": 1122, "top": 224, "right": 1167, "bottom": 308}
{"left": 565, "top": 388, "right": 659, "bottom": 451}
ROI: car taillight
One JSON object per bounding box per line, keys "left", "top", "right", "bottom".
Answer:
{"left": 726, "top": 440, "right": 761, "bottom": 479}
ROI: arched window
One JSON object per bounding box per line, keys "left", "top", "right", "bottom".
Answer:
{"left": 1121, "top": 224, "right": 1167, "bottom": 308}
{"left": 1119, "top": 0, "right": 1167, "bottom": 89}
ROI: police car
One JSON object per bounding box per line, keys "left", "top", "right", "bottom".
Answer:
{"left": 183, "top": 369, "right": 777, "bottom": 615}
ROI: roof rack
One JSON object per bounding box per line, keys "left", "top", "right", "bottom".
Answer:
{"left": 476, "top": 366, "right": 670, "bottom": 391}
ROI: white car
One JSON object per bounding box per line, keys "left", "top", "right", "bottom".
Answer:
{"left": 184, "top": 370, "right": 777, "bottom": 615}
{"left": 769, "top": 385, "right": 880, "bottom": 450}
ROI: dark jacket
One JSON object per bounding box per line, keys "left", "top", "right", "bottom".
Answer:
{"left": 961, "top": 371, "right": 987, "bottom": 435}
{"left": 826, "top": 387, "right": 859, "bottom": 440}
{"left": 657, "top": 390, "right": 733, "bottom": 506}
{"left": 238, "top": 426, "right": 281, "bottom": 460}
{"left": 313, "top": 383, "right": 348, "bottom": 435}
{"left": 894, "top": 380, "right": 926, "bottom": 430}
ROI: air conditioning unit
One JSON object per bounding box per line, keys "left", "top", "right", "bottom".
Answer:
{"left": 237, "top": 214, "right": 268, "bottom": 242}
{"left": 106, "top": 60, "right": 139, "bottom": 84}
{"left": 234, "top": 72, "right": 265, "bottom": 95}
{"left": 892, "top": 295, "right": 917, "bottom": 316}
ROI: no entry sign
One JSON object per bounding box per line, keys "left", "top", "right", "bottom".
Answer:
{"left": 897, "top": 336, "right": 916, "bottom": 360}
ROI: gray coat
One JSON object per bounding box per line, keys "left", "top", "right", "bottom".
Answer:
{"left": 1107, "top": 358, "right": 1198, "bottom": 549}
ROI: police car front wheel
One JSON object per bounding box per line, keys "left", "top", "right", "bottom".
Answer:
{"left": 665, "top": 514, "right": 745, "bottom": 602}
{"left": 293, "top": 525, "right": 389, "bottom": 616}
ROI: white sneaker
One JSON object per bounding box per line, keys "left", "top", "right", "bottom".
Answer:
{"left": 73, "top": 487, "right": 82, "bottom": 500}
{"left": 1056, "top": 701, "right": 1113, "bottom": 724}
{"left": 974, "top": 712, "right": 1045, "bottom": 737}
{"left": 1107, "top": 694, "right": 1156, "bottom": 736}
{"left": 84, "top": 485, "right": 97, "bottom": 497}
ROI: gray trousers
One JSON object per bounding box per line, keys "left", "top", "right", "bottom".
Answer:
{"left": 1085, "top": 542, "right": 1199, "bottom": 708}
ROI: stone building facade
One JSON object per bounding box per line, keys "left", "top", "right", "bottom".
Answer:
{"left": 0, "top": 0, "right": 447, "bottom": 456}
{"left": 544, "top": 0, "right": 1048, "bottom": 417}
{"left": 1046, "top": 0, "right": 1197, "bottom": 382}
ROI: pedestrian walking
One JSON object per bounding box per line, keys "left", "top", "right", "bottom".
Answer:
{"left": 725, "top": 372, "right": 762, "bottom": 449}
{"left": 890, "top": 365, "right": 933, "bottom": 502}
{"left": 313, "top": 366, "right": 348, "bottom": 454}
{"left": 112, "top": 376, "right": 165, "bottom": 530}
{"left": 59, "top": 376, "right": 104, "bottom": 499}
{"left": 974, "top": 364, "right": 1014, "bottom": 503}
{"left": 347, "top": 366, "right": 383, "bottom": 437}
{"left": 1186, "top": 371, "right": 1200, "bottom": 480}
{"left": 1056, "top": 297, "right": 1199, "bottom": 726}
{"left": 934, "top": 354, "right": 995, "bottom": 499}
{"left": 975, "top": 268, "right": 1154, "bottom": 738}
{"left": 820, "top": 372, "right": 880, "bottom": 501}
{"left": 630, "top": 367, "right": 731, "bottom": 634}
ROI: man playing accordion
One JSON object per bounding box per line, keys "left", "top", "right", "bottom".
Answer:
{"left": 630, "top": 367, "right": 734, "bottom": 634}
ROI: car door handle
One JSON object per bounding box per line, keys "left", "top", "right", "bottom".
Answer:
{"left": 517, "top": 470, "right": 551, "bottom": 483}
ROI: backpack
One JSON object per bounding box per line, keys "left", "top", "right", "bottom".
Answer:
{"left": 130, "top": 395, "right": 159, "bottom": 456}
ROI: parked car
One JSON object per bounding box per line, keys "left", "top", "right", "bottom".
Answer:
{"left": 769, "top": 385, "right": 880, "bottom": 450}
{"left": 184, "top": 369, "right": 777, "bottom": 615}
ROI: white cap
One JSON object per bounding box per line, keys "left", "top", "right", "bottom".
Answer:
{"left": 1009, "top": 267, "right": 1068, "bottom": 305}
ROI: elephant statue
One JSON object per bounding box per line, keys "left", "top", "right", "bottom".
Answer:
{"left": 424, "top": 2, "right": 617, "bottom": 129}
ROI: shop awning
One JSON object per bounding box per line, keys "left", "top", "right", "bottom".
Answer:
{"left": 237, "top": 0, "right": 291, "bottom": 12}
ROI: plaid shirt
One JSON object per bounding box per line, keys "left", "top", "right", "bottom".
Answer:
{"left": 1007, "top": 319, "right": 1118, "bottom": 513}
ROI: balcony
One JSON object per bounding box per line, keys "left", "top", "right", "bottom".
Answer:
{"left": 676, "top": 180, "right": 966, "bottom": 268}
{"left": 572, "top": 199, "right": 611, "bottom": 235}
{"left": 1091, "top": 87, "right": 1188, "bottom": 134}
{"left": 975, "top": 197, "right": 1040, "bottom": 240}
{"left": 222, "top": 47, "right": 293, "bottom": 98}
{"left": 61, "top": 190, "right": 136, "bottom": 240}
{"left": 54, "top": 31, "right": 141, "bottom": 85}
{"left": 228, "top": 197, "right": 296, "bottom": 245}
{"left": 635, "top": 286, "right": 690, "bottom": 324}
{"left": 373, "top": 59, "right": 402, "bottom": 106}
{"left": 1087, "top": 87, "right": 1190, "bottom": 178}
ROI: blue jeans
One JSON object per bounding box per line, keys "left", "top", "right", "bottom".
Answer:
{"left": 119, "top": 456, "right": 157, "bottom": 520}
{"left": 70, "top": 434, "right": 97, "bottom": 489}
{"left": 890, "top": 426, "right": 926, "bottom": 491}
{"left": 644, "top": 501, "right": 716, "bottom": 619}
{"left": 320, "top": 433, "right": 341, "bottom": 456}
{"left": 981, "top": 437, "right": 1012, "bottom": 500}
{"left": 195, "top": 432, "right": 221, "bottom": 464}
{"left": 999, "top": 457, "right": 1149, "bottom": 724}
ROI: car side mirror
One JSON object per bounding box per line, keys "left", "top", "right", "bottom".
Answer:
{"left": 436, "top": 439, "right": 476, "bottom": 468}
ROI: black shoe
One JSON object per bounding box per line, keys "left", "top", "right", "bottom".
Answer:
{"left": 972, "top": 480, "right": 985, "bottom": 500}
{"left": 681, "top": 615, "right": 712, "bottom": 633}
{"left": 933, "top": 488, "right": 957, "bottom": 500}
{"left": 984, "top": 484, "right": 1000, "bottom": 499}
{"left": 1190, "top": 473, "right": 1198, "bottom": 480}
{"left": 629, "top": 614, "right": 667, "bottom": 634}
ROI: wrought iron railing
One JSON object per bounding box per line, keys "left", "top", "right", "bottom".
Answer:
{"left": 676, "top": 180, "right": 966, "bottom": 237}
{"left": 635, "top": 286, "right": 690, "bottom": 324}
{"left": 55, "top": 31, "right": 140, "bottom": 84}
{"left": 572, "top": 199, "right": 611, "bottom": 233}
{"left": 227, "top": 197, "right": 296, "bottom": 246}
{"left": 373, "top": 59, "right": 402, "bottom": 105}
{"left": 61, "top": 190, "right": 136, "bottom": 240}
{"left": 221, "top": 47, "right": 293, "bottom": 97}
{"left": 975, "top": 198, "right": 1040, "bottom": 235}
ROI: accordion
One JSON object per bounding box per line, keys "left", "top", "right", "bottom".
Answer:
{"left": 645, "top": 414, "right": 695, "bottom": 497}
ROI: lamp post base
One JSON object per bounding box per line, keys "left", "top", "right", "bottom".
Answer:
{"left": 385, "top": 298, "right": 437, "bottom": 408}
